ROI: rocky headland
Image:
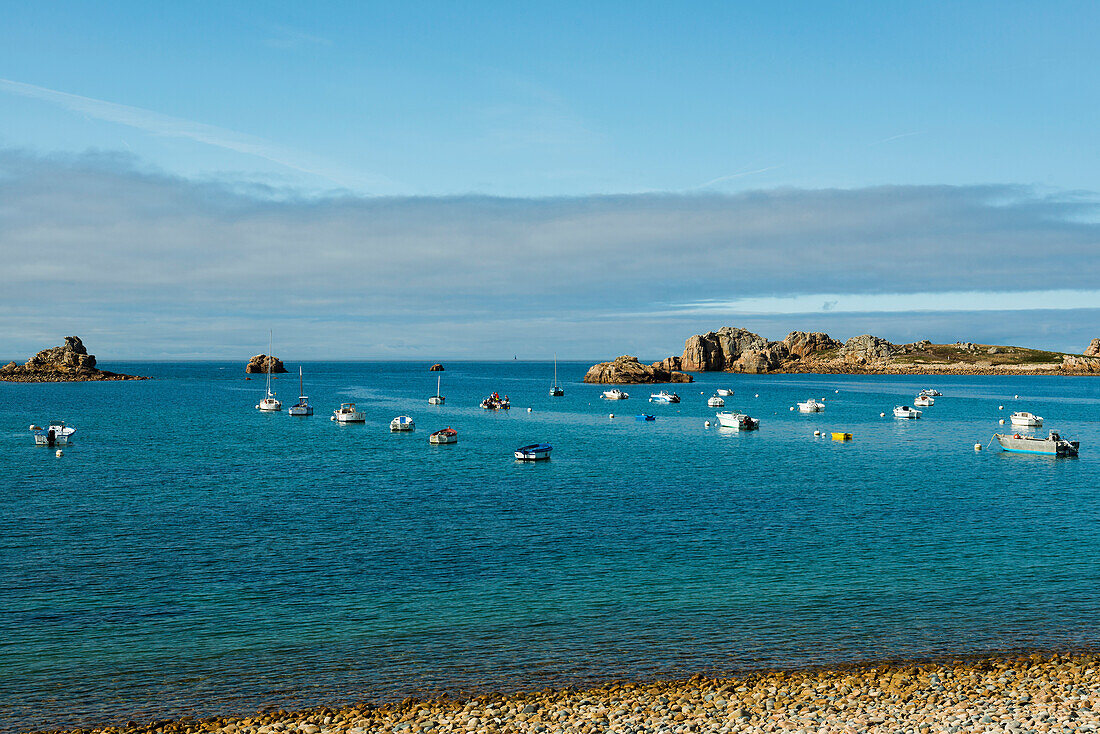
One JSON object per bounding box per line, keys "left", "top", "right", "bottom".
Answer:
{"left": 583, "top": 355, "right": 693, "bottom": 384}
{"left": 0, "top": 336, "right": 146, "bottom": 382}
{"left": 246, "top": 355, "right": 289, "bottom": 374}
{"left": 31, "top": 653, "right": 1100, "bottom": 734}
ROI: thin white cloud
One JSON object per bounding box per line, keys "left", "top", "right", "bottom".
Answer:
{"left": 689, "top": 165, "right": 784, "bottom": 190}
{"left": 870, "top": 131, "right": 925, "bottom": 146}
{"left": 0, "top": 77, "right": 399, "bottom": 192}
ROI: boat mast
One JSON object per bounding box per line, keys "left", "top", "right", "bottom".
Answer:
{"left": 299, "top": 365, "right": 303, "bottom": 397}
{"left": 266, "top": 331, "right": 273, "bottom": 397}
{"left": 553, "top": 354, "right": 557, "bottom": 387}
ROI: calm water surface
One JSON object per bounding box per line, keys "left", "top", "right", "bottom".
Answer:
{"left": 2, "top": 362, "right": 1098, "bottom": 731}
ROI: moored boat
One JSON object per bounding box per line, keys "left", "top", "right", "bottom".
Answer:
{"left": 429, "top": 427, "right": 458, "bottom": 444}
{"left": 332, "top": 403, "right": 365, "bottom": 422}
{"left": 707, "top": 395, "right": 725, "bottom": 407}
{"left": 914, "top": 395, "right": 934, "bottom": 407}
{"left": 715, "top": 412, "right": 759, "bottom": 430}
{"left": 797, "top": 399, "right": 824, "bottom": 413}
{"left": 514, "top": 443, "right": 552, "bottom": 460}
{"left": 649, "top": 390, "right": 680, "bottom": 403}
{"left": 1010, "top": 411, "right": 1043, "bottom": 427}
{"left": 549, "top": 355, "right": 564, "bottom": 396}
{"left": 288, "top": 366, "right": 312, "bottom": 416}
{"left": 601, "top": 388, "right": 629, "bottom": 400}
{"left": 636, "top": 414, "right": 656, "bottom": 421}
{"left": 480, "top": 393, "right": 510, "bottom": 410}
{"left": 256, "top": 331, "right": 281, "bottom": 411}
{"left": 919, "top": 389, "right": 942, "bottom": 397}
{"left": 32, "top": 421, "right": 75, "bottom": 446}
{"left": 993, "top": 430, "right": 1078, "bottom": 456}
{"left": 716, "top": 388, "right": 734, "bottom": 396}
{"left": 428, "top": 374, "right": 445, "bottom": 405}
{"left": 390, "top": 416, "right": 415, "bottom": 432}
{"left": 893, "top": 405, "right": 922, "bottom": 419}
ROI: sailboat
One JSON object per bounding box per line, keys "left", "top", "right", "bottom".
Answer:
{"left": 256, "top": 331, "right": 281, "bottom": 411}
{"left": 428, "top": 374, "right": 445, "bottom": 405}
{"left": 549, "top": 354, "right": 564, "bottom": 396}
{"left": 288, "top": 366, "right": 312, "bottom": 416}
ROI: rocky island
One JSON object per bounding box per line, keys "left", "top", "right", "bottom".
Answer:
{"left": 245, "top": 354, "right": 288, "bottom": 374}
{"left": 587, "top": 328, "right": 1100, "bottom": 379}
{"left": 583, "top": 355, "right": 693, "bottom": 384}
{"left": 0, "top": 336, "right": 147, "bottom": 382}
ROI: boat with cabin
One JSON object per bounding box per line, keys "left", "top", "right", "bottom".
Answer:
{"left": 797, "top": 399, "right": 824, "bottom": 413}
{"left": 390, "top": 416, "right": 415, "bottom": 432}
{"left": 288, "top": 367, "right": 312, "bottom": 416}
{"left": 716, "top": 412, "right": 759, "bottom": 430}
{"left": 919, "top": 389, "right": 942, "bottom": 397}
{"left": 649, "top": 390, "right": 680, "bottom": 403}
{"left": 1010, "top": 411, "right": 1043, "bottom": 427}
{"left": 601, "top": 388, "right": 629, "bottom": 400}
{"left": 993, "top": 430, "right": 1078, "bottom": 456}
{"left": 515, "top": 443, "right": 552, "bottom": 460}
{"left": 708, "top": 395, "right": 725, "bottom": 407}
{"left": 332, "top": 403, "right": 365, "bottom": 423}
{"left": 914, "top": 394, "right": 934, "bottom": 407}
{"left": 893, "top": 405, "right": 922, "bottom": 419}
{"left": 429, "top": 427, "right": 458, "bottom": 444}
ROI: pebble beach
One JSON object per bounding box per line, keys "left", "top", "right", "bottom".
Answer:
{"left": 33, "top": 654, "right": 1100, "bottom": 734}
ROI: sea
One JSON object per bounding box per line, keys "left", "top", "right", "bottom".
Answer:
{"left": 2, "top": 362, "right": 1098, "bottom": 732}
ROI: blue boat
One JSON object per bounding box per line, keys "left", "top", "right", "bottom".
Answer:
{"left": 515, "top": 443, "right": 552, "bottom": 460}
{"left": 636, "top": 414, "right": 656, "bottom": 421}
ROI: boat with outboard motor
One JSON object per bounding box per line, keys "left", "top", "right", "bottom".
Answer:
{"left": 480, "top": 393, "right": 510, "bottom": 410}
{"left": 636, "top": 414, "right": 656, "bottom": 421}
{"left": 390, "top": 416, "right": 415, "bottom": 432}
{"left": 716, "top": 388, "right": 734, "bottom": 396}
{"left": 708, "top": 395, "right": 725, "bottom": 407}
{"left": 914, "top": 394, "right": 934, "bottom": 407}
{"left": 515, "top": 443, "right": 552, "bottom": 460}
{"left": 715, "top": 412, "right": 759, "bottom": 430}
{"left": 919, "top": 389, "right": 942, "bottom": 397}
{"left": 649, "top": 390, "right": 680, "bottom": 403}
{"left": 601, "top": 388, "right": 629, "bottom": 400}
{"left": 1010, "top": 411, "right": 1043, "bottom": 427}
{"left": 32, "top": 421, "right": 75, "bottom": 446}
{"left": 797, "top": 399, "right": 824, "bottom": 413}
{"left": 992, "top": 430, "right": 1078, "bottom": 456}
{"left": 893, "top": 405, "right": 922, "bottom": 419}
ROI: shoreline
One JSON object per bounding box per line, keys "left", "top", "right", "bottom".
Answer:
{"left": 23, "top": 652, "right": 1100, "bottom": 734}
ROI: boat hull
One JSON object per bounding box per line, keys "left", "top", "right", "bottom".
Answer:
{"left": 995, "top": 434, "right": 1078, "bottom": 456}
{"left": 428, "top": 396, "right": 445, "bottom": 405}
{"left": 288, "top": 405, "right": 313, "bottom": 416}
{"left": 515, "top": 444, "right": 552, "bottom": 460}
{"left": 429, "top": 430, "right": 458, "bottom": 444}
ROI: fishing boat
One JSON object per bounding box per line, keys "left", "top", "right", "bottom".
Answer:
{"left": 428, "top": 374, "right": 445, "bottom": 405}
{"left": 716, "top": 388, "right": 734, "bottom": 396}
{"left": 390, "top": 416, "right": 415, "bottom": 432}
{"left": 708, "top": 395, "right": 725, "bottom": 407}
{"left": 649, "top": 390, "right": 680, "bottom": 403}
{"left": 514, "top": 443, "right": 552, "bottom": 460}
{"left": 256, "top": 332, "right": 281, "bottom": 411}
{"left": 331, "top": 403, "right": 365, "bottom": 423}
{"left": 288, "top": 367, "right": 312, "bottom": 416}
{"left": 601, "top": 388, "right": 629, "bottom": 400}
{"left": 893, "top": 405, "right": 922, "bottom": 419}
{"left": 429, "top": 427, "right": 458, "bottom": 444}
{"left": 32, "top": 421, "right": 75, "bottom": 446}
{"left": 797, "top": 399, "right": 824, "bottom": 413}
{"left": 1010, "top": 411, "right": 1043, "bottom": 427}
{"left": 715, "top": 412, "right": 759, "bottom": 430}
{"left": 549, "top": 355, "right": 564, "bottom": 397}
{"left": 992, "top": 430, "right": 1078, "bottom": 456}
{"left": 481, "top": 393, "right": 510, "bottom": 410}
{"left": 919, "top": 389, "right": 942, "bottom": 397}
{"left": 914, "top": 394, "right": 934, "bottom": 407}
{"left": 636, "top": 414, "right": 656, "bottom": 421}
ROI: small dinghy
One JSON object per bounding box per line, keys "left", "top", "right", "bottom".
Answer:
{"left": 514, "top": 443, "right": 552, "bottom": 461}
{"left": 914, "top": 395, "right": 934, "bottom": 407}
{"left": 649, "top": 390, "right": 680, "bottom": 403}
{"left": 601, "top": 388, "right": 629, "bottom": 400}
{"left": 32, "top": 421, "right": 75, "bottom": 446}
{"left": 636, "top": 414, "right": 656, "bottom": 421}
{"left": 797, "top": 399, "right": 824, "bottom": 413}
{"left": 390, "top": 416, "right": 415, "bottom": 432}
{"left": 1010, "top": 411, "right": 1043, "bottom": 427}
{"left": 993, "top": 430, "right": 1078, "bottom": 456}
{"left": 893, "top": 405, "right": 922, "bottom": 419}
{"left": 716, "top": 388, "right": 734, "bottom": 396}
{"left": 429, "top": 427, "right": 458, "bottom": 444}
{"left": 708, "top": 395, "right": 725, "bottom": 407}
{"left": 715, "top": 412, "right": 759, "bottom": 430}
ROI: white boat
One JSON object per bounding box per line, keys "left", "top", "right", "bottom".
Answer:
{"left": 390, "top": 415, "right": 415, "bottom": 431}
{"left": 428, "top": 374, "right": 445, "bottom": 405}
{"left": 716, "top": 388, "right": 734, "bottom": 396}
{"left": 549, "top": 355, "right": 564, "bottom": 396}
{"left": 893, "top": 405, "right": 922, "bottom": 419}
{"left": 649, "top": 390, "right": 680, "bottom": 403}
{"left": 919, "top": 389, "right": 942, "bottom": 397}
{"left": 797, "top": 399, "right": 824, "bottom": 413}
{"left": 481, "top": 393, "right": 510, "bottom": 410}
{"left": 32, "top": 421, "right": 75, "bottom": 446}
{"left": 914, "top": 395, "right": 934, "bottom": 407}
{"left": 1010, "top": 411, "right": 1043, "bottom": 427}
{"left": 256, "top": 331, "right": 281, "bottom": 411}
{"left": 715, "top": 412, "right": 760, "bottom": 430}
{"left": 429, "top": 427, "right": 458, "bottom": 444}
{"left": 993, "top": 430, "right": 1078, "bottom": 456}
{"left": 514, "top": 443, "right": 552, "bottom": 460}
{"left": 332, "top": 402, "right": 365, "bottom": 423}
{"left": 288, "top": 366, "right": 313, "bottom": 416}
{"left": 708, "top": 395, "right": 725, "bottom": 407}
{"left": 601, "top": 388, "right": 629, "bottom": 400}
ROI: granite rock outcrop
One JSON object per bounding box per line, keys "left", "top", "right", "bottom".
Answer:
{"left": 0, "top": 336, "right": 145, "bottom": 382}
{"left": 429, "top": 363, "right": 445, "bottom": 371}
{"left": 1086, "top": 338, "right": 1100, "bottom": 357}
{"left": 583, "top": 355, "right": 693, "bottom": 384}
{"left": 246, "top": 354, "right": 288, "bottom": 374}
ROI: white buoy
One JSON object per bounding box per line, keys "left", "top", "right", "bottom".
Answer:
{"left": 814, "top": 430, "right": 821, "bottom": 437}
{"left": 30, "top": 424, "right": 39, "bottom": 430}
{"left": 789, "top": 406, "right": 795, "bottom": 411}
{"left": 1014, "top": 394, "right": 1019, "bottom": 399}
{"left": 754, "top": 393, "right": 759, "bottom": 398}
{"left": 999, "top": 405, "right": 1004, "bottom": 410}
{"left": 609, "top": 413, "right": 614, "bottom": 419}
{"left": 527, "top": 407, "right": 532, "bottom": 413}
{"left": 974, "top": 443, "right": 983, "bottom": 451}
{"left": 999, "top": 418, "right": 1005, "bottom": 425}
{"left": 704, "top": 420, "right": 711, "bottom": 428}
{"left": 880, "top": 412, "right": 886, "bottom": 417}
{"left": 700, "top": 391, "right": 704, "bottom": 395}
{"left": 835, "top": 390, "right": 839, "bottom": 394}
{"left": 55, "top": 449, "right": 63, "bottom": 457}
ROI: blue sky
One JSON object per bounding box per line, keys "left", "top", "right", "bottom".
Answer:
{"left": 1, "top": 2, "right": 1098, "bottom": 359}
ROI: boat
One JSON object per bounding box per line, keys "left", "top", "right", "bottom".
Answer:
{"left": 428, "top": 374, "right": 445, "bottom": 405}
{"left": 636, "top": 414, "right": 656, "bottom": 421}
{"left": 716, "top": 388, "right": 734, "bottom": 396}
{"left": 549, "top": 355, "right": 564, "bottom": 397}
{"left": 288, "top": 366, "right": 313, "bottom": 416}
{"left": 514, "top": 443, "right": 552, "bottom": 460}
{"left": 331, "top": 403, "right": 365, "bottom": 422}
{"left": 429, "top": 427, "right": 458, "bottom": 444}
{"left": 893, "top": 405, "right": 922, "bottom": 419}
{"left": 708, "top": 395, "right": 725, "bottom": 407}
{"left": 649, "top": 390, "right": 680, "bottom": 403}
{"left": 914, "top": 395, "right": 934, "bottom": 407}
{"left": 1010, "top": 411, "right": 1043, "bottom": 427}
{"left": 797, "top": 399, "right": 824, "bottom": 413}
{"left": 715, "top": 412, "right": 759, "bottom": 430}
{"left": 993, "top": 430, "right": 1078, "bottom": 456}
{"left": 919, "top": 389, "right": 942, "bottom": 397}
{"left": 390, "top": 416, "right": 415, "bottom": 432}
{"left": 32, "top": 421, "right": 75, "bottom": 446}
{"left": 256, "top": 331, "right": 281, "bottom": 411}
{"left": 601, "top": 388, "right": 629, "bottom": 400}
{"left": 481, "top": 393, "right": 510, "bottom": 410}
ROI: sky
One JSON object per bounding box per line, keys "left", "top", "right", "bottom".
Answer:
{"left": 1, "top": 1, "right": 1098, "bottom": 360}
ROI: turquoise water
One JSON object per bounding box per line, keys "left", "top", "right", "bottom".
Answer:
{"left": 2, "top": 362, "right": 1098, "bottom": 732}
